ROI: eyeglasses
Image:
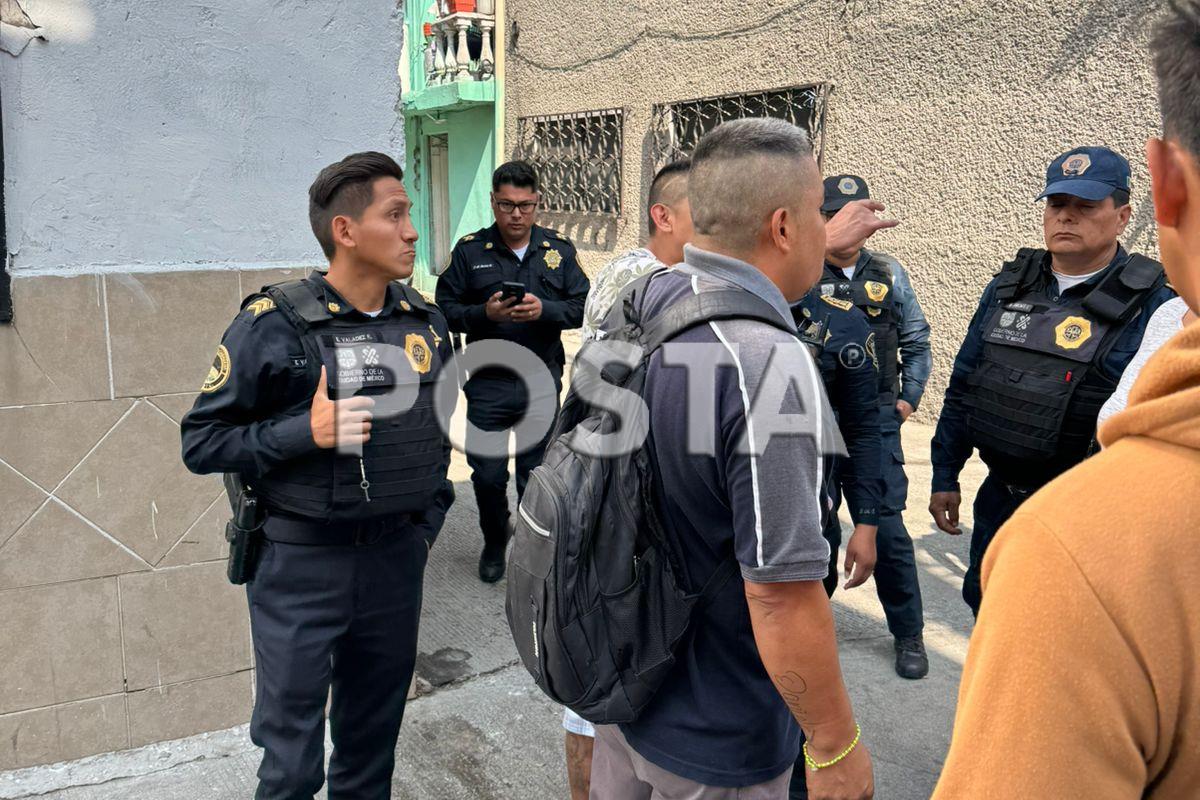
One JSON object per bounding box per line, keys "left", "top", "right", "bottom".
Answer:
{"left": 495, "top": 200, "right": 538, "bottom": 215}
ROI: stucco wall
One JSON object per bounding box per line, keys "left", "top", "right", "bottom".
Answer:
{"left": 503, "top": 0, "right": 1167, "bottom": 417}
{"left": 2, "top": 0, "right": 404, "bottom": 276}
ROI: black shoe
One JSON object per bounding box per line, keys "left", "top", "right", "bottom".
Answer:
{"left": 478, "top": 545, "right": 506, "bottom": 583}
{"left": 478, "top": 522, "right": 514, "bottom": 583}
{"left": 894, "top": 635, "right": 929, "bottom": 680}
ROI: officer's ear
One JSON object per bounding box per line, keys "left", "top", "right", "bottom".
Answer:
{"left": 330, "top": 214, "right": 358, "bottom": 253}
{"left": 1148, "top": 137, "right": 1190, "bottom": 229}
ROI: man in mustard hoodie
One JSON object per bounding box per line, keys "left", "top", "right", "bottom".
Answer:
{"left": 933, "top": 2, "right": 1200, "bottom": 796}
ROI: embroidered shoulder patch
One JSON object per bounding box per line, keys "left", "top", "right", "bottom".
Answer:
{"left": 244, "top": 297, "right": 276, "bottom": 318}
{"left": 201, "top": 345, "right": 232, "bottom": 393}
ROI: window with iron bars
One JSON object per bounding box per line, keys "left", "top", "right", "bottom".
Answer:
{"left": 651, "top": 84, "right": 833, "bottom": 169}
{"left": 516, "top": 108, "right": 624, "bottom": 216}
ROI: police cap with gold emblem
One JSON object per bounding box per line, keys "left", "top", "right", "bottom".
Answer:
{"left": 1038, "top": 147, "right": 1132, "bottom": 202}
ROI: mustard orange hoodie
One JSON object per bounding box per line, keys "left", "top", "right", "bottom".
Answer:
{"left": 933, "top": 322, "right": 1200, "bottom": 799}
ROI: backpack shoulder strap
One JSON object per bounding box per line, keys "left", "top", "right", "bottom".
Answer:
{"left": 640, "top": 289, "right": 794, "bottom": 353}
{"left": 697, "top": 558, "right": 740, "bottom": 605}
{"left": 265, "top": 279, "right": 333, "bottom": 332}
{"left": 994, "top": 248, "right": 1045, "bottom": 302}
{"left": 1082, "top": 253, "right": 1166, "bottom": 322}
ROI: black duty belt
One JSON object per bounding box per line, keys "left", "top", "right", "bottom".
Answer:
{"left": 263, "top": 512, "right": 415, "bottom": 545}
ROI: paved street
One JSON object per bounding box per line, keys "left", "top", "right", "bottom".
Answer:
{"left": 1, "top": 422, "right": 985, "bottom": 800}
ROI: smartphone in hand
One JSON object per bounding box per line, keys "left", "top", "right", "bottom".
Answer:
{"left": 500, "top": 281, "right": 526, "bottom": 303}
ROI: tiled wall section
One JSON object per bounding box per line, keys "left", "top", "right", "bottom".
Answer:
{"left": 0, "top": 267, "right": 310, "bottom": 770}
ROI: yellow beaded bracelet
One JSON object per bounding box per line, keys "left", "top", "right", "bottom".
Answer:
{"left": 803, "top": 724, "right": 862, "bottom": 771}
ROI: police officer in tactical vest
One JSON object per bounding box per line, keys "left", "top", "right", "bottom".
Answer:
{"left": 818, "top": 175, "right": 933, "bottom": 680}
{"left": 181, "top": 152, "right": 456, "bottom": 800}
{"left": 436, "top": 161, "right": 590, "bottom": 583}
{"left": 792, "top": 291, "right": 882, "bottom": 599}
{"left": 930, "top": 147, "right": 1177, "bottom": 616}
{"left": 789, "top": 290, "right": 882, "bottom": 800}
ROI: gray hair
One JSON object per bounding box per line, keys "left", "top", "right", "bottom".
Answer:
{"left": 688, "top": 118, "right": 818, "bottom": 252}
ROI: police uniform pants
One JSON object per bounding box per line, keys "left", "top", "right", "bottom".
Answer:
{"left": 962, "top": 474, "right": 1030, "bottom": 616}
{"left": 246, "top": 517, "right": 427, "bottom": 800}
{"left": 821, "top": 408, "right": 924, "bottom": 639}
{"left": 464, "top": 370, "right": 561, "bottom": 548}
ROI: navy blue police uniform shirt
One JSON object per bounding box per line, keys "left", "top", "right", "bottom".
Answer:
{"left": 621, "top": 246, "right": 838, "bottom": 788}
{"left": 435, "top": 223, "right": 590, "bottom": 370}
{"left": 932, "top": 245, "right": 1178, "bottom": 493}
{"left": 794, "top": 291, "right": 883, "bottom": 526}
{"left": 180, "top": 272, "right": 457, "bottom": 537}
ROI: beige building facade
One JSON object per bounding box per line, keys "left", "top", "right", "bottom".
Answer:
{"left": 503, "top": 0, "right": 1167, "bottom": 416}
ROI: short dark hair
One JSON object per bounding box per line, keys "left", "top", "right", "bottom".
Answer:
{"left": 1152, "top": 0, "right": 1200, "bottom": 156}
{"left": 1111, "top": 189, "right": 1131, "bottom": 208}
{"left": 689, "top": 118, "right": 817, "bottom": 251}
{"left": 646, "top": 159, "right": 691, "bottom": 233}
{"left": 308, "top": 152, "right": 404, "bottom": 259}
{"left": 492, "top": 160, "right": 539, "bottom": 193}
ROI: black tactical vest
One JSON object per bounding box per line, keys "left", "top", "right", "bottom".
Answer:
{"left": 251, "top": 279, "right": 449, "bottom": 522}
{"left": 818, "top": 255, "right": 899, "bottom": 401}
{"left": 793, "top": 307, "right": 831, "bottom": 382}
{"left": 964, "top": 248, "right": 1164, "bottom": 486}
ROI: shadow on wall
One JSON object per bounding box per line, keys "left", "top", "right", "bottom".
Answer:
{"left": 1125, "top": 188, "right": 1159, "bottom": 254}
{"left": 537, "top": 213, "right": 618, "bottom": 253}
{"left": 1043, "top": 0, "right": 1166, "bottom": 80}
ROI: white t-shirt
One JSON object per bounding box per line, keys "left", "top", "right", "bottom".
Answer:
{"left": 512, "top": 244, "right": 529, "bottom": 262}
{"left": 1097, "top": 296, "right": 1189, "bottom": 429}
{"left": 841, "top": 266, "right": 856, "bottom": 280}
{"left": 362, "top": 308, "right": 383, "bottom": 318}
{"left": 1053, "top": 267, "right": 1107, "bottom": 295}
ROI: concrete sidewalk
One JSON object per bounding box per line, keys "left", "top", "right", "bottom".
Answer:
{"left": 0, "top": 422, "right": 985, "bottom": 800}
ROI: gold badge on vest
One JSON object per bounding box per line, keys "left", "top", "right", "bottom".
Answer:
{"left": 864, "top": 281, "right": 889, "bottom": 303}
{"left": 544, "top": 249, "right": 563, "bottom": 270}
{"left": 1054, "top": 316, "right": 1093, "bottom": 350}
{"left": 405, "top": 333, "right": 433, "bottom": 374}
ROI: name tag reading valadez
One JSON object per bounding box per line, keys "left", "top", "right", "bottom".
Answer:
{"left": 320, "top": 332, "right": 395, "bottom": 392}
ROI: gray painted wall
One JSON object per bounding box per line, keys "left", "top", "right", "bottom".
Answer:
{"left": 2, "top": 0, "right": 405, "bottom": 275}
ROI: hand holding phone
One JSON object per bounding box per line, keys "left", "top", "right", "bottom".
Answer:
{"left": 486, "top": 286, "right": 521, "bottom": 322}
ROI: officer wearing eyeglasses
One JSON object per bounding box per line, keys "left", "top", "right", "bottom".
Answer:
{"left": 436, "top": 160, "right": 590, "bottom": 582}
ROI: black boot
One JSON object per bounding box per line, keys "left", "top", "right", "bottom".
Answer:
{"left": 478, "top": 520, "right": 513, "bottom": 583}
{"left": 894, "top": 635, "right": 929, "bottom": 680}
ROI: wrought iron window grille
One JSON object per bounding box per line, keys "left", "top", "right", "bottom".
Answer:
{"left": 516, "top": 108, "right": 624, "bottom": 216}
{"left": 651, "top": 83, "right": 833, "bottom": 169}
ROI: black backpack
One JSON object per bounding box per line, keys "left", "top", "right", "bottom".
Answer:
{"left": 505, "top": 270, "right": 796, "bottom": 724}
